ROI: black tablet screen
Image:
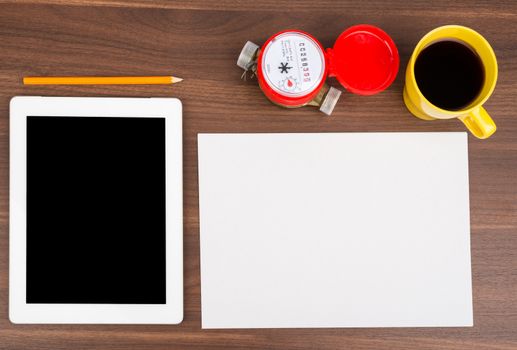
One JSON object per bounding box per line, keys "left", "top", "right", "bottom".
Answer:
{"left": 26, "top": 117, "right": 166, "bottom": 304}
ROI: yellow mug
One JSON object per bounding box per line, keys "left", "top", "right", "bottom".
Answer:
{"left": 403, "top": 25, "right": 498, "bottom": 139}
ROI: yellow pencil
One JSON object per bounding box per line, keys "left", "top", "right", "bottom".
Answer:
{"left": 23, "top": 76, "right": 183, "bottom": 85}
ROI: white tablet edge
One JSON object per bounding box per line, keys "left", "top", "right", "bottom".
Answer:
{"left": 9, "top": 96, "right": 183, "bottom": 324}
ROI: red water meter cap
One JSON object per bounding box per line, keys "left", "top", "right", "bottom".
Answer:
{"left": 327, "top": 24, "right": 399, "bottom": 95}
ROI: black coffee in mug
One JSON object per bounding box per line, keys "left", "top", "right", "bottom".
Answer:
{"left": 414, "top": 40, "right": 485, "bottom": 110}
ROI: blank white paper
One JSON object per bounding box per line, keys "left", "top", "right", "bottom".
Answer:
{"left": 198, "top": 132, "right": 472, "bottom": 329}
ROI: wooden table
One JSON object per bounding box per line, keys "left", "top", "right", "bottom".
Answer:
{"left": 0, "top": 1, "right": 516, "bottom": 349}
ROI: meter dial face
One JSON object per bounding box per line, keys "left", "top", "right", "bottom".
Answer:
{"left": 260, "top": 32, "right": 326, "bottom": 98}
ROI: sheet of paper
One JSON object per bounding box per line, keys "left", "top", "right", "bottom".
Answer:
{"left": 198, "top": 132, "right": 472, "bottom": 329}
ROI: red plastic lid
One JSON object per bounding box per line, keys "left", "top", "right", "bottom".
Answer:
{"left": 328, "top": 24, "right": 399, "bottom": 95}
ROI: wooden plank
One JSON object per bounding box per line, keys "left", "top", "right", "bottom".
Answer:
{"left": 0, "top": 0, "right": 515, "bottom": 16}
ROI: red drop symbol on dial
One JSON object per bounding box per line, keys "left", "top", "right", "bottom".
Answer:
{"left": 287, "top": 79, "right": 293, "bottom": 87}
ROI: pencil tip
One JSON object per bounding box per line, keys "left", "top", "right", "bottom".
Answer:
{"left": 172, "top": 77, "right": 183, "bottom": 83}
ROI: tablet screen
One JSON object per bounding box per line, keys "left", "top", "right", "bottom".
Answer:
{"left": 26, "top": 116, "right": 166, "bottom": 304}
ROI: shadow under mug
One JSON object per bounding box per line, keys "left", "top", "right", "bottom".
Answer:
{"left": 403, "top": 25, "right": 498, "bottom": 139}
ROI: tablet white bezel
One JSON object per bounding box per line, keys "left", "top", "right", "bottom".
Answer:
{"left": 9, "top": 96, "right": 183, "bottom": 324}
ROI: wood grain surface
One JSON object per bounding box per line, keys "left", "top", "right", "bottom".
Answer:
{"left": 0, "top": 1, "right": 516, "bottom": 349}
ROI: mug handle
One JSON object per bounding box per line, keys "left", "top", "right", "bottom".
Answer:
{"left": 459, "top": 106, "right": 497, "bottom": 139}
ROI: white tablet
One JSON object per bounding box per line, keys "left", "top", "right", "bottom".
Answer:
{"left": 9, "top": 97, "right": 183, "bottom": 324}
